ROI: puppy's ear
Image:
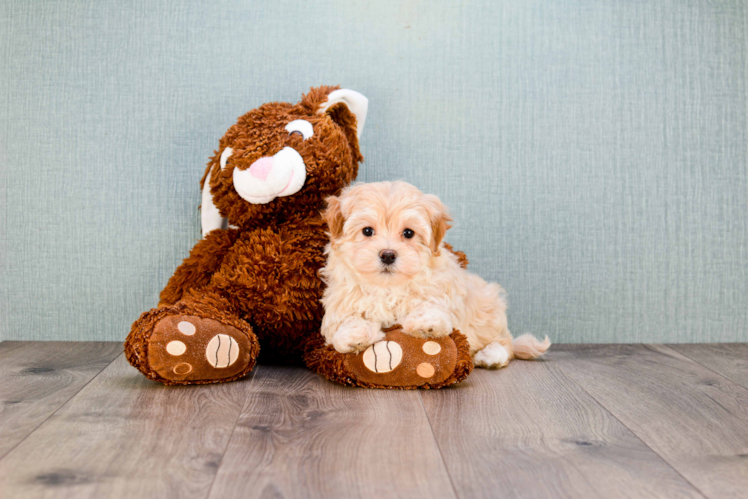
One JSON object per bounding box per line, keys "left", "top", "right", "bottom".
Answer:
{"left": 323, "top": 195, "right": 345, "bottom": 239}
{"left": 423, "top": 194, "right": 453, "bottom": 255}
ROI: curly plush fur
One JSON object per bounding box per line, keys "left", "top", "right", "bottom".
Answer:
{"left": 125, "top": 87, "right": 473, "bottom": 388}
{"left": 125, "top": 86, "right": 363, "bottom": 382}
{"left": 125, "top": 87, "right": 472, "bottom": 389}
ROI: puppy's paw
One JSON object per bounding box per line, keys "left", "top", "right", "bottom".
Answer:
{"left": 332, "top": 321, "right": 385, "bottom": 353}
{"left": 474, "top": 341, "right": 511, "bottom": 368}
{"left": 402, "top": 309, "right": 453, "bottom": 338}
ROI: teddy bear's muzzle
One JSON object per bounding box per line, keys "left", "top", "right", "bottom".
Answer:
{"left": 232, "top": 146, "right": 307, "bottom": 204}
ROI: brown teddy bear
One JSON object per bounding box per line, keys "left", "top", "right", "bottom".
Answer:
{"left": 124, "top": 86, "right": 473, "bottom": 388}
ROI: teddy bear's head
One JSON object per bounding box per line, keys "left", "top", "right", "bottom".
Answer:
{"left": 200, "top": 86, "right": 367, "bottom": 235}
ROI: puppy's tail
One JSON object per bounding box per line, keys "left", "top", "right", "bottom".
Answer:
{"left": 512, "top": 334, "right": 551, "bottom": 360}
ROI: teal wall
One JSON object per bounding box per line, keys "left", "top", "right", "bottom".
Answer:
{"left": 1, "top": 1, "right": 747, "bottom": 343}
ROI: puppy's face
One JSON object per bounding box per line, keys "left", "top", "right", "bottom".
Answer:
{"left": 324, "top": 181, "right": 451, "bottom": 287}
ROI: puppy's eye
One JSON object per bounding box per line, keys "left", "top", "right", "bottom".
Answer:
{"left": 362, "top": 227, "right": 374, "bottom": 237}
{"left": 403, "top": 228, "right": 415, "bottom": 239}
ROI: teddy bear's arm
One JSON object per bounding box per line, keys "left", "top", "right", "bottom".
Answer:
{"left": 443, "top": 243, "right": 468, "bottom": 269}
{"left": 158, "top": 229, "right": 240, "bottom": 306}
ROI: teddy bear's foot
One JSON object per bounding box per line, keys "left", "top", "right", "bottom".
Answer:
{"left": 147, "top": 314, "right": 257, "bottom": 383}
{"left": 125, "top": 305, "right": 260, "bottom": 385}
{"left": 305, "top": 326, "right": 474, "bottom": 389}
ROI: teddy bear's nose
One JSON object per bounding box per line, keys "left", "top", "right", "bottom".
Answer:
{"left": 248, "top": 157, "right": 273, "bottom": 181}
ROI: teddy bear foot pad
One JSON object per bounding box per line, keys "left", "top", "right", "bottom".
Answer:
{"left": 306, "top": 326, "right": 473, "bottom": 389}
{"left": 346, "top": 329, "right": 461, "bottom": 387}
{"left": 147, "top": 315, "right": 254, "bottom": 383}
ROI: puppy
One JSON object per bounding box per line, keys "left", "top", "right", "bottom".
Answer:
{"left": 320, "top": 180, "right": 550, "bottom": 368}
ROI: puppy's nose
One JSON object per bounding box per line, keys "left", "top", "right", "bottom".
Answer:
{"left": 379, "top": 249, "right": 397, "bottom": 265}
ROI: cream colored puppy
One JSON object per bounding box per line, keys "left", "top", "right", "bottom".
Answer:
{"left": 320, "top": 181, "right": 550, "bottom": 368}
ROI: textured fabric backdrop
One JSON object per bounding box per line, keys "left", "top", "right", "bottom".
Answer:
{"left": 1, "top": 0, "right": 746, "bottom": 342}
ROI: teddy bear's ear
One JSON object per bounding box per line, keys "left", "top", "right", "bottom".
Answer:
{"left": 200, "top": 165, "right": 228, "bottom": 237}
{"left": 318, "top": 89, "right": 368, "bottom": 140}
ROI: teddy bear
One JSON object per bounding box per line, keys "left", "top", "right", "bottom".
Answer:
{"left": 124, "top": 86, "right": 473, "bottom": 388}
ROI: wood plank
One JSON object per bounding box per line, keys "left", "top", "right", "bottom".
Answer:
{"left": 208, "top": 365, "right": 456, "bottom": 499}
{"left": 553, "top": 344, "right": 748, "bottom": 499}
{"left": 669, "top": 344, "right": 748, "bottom": 390}
{"left": 0, "top": 341, "right": 102, "bottom": 363}
{"left": 0, "top": 341, "right": 122, "bottom": 460}
{"left": 0, "top": 343, "right": 33, "bottom": 364}
{"left": 421, "top": 358, "right": 701, "bottom": 498}
{"left": 0, "top": 355, "right": 252, "bottom": 498}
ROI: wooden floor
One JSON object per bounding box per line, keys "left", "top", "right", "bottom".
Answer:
{"left": 1, "top": 342, "right": 747, "bottom": 498}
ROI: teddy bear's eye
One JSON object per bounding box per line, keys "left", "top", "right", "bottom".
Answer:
{"left": 220, "top": 147, "right": 233, "bottom": 170}
{"left": 285, "top": 119, "right": 313, "bottom": 140}
{"left": 403, "top": 228, "right": 415, "bottom": 239}
{"left": 362, "top": 227, "right": 374, "bottom": 237}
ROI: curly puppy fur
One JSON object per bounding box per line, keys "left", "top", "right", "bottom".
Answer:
{"left": 320, "top": 181, "right": 550, "bottom": 368}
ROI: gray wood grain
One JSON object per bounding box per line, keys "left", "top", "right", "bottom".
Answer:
{"left": 0, "top": 354, "right": 252, "bottom": 498}
{"left": 553, "top": 344, "right": 748, "bottom": 499}
{"left": 421, "top": 359, "right": 701, "bottom": 498}
{"left": 669, "top": 344, "right": 748, "bottom": 390}
{"left": 3, "top": 342, "right": 747, "bottom": 499}
{"left": 0, "top": 341, "right": 27, "bottom": 356}
{"left": 208, "top": 365, "right": 456, "bottom": 499}
{"left": 0, "top": 341, "right": 122, "bottom": 460}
